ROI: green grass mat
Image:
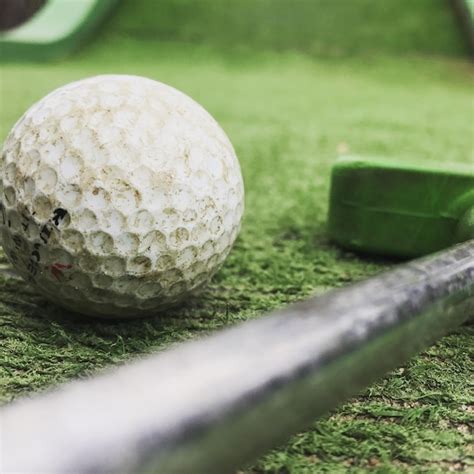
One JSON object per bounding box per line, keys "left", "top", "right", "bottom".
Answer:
{"left": 1, "top": 34, "right": 473, "bottom": 474}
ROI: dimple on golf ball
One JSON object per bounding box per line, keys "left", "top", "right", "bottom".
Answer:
{"left": 0, "top": 75, "right": 244, "bottom": 318}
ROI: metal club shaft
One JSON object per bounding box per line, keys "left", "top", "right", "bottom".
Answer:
{"left": 1, "top": 241, "right": 473, "bottom": 473}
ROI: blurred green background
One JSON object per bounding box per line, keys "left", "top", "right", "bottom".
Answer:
{"left": 109, "top": 0, "right": 467, "bottom": 56}
{"left": 1, "top": 1, "right": 473, "bottom": 472}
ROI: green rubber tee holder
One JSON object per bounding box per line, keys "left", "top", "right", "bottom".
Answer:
{"left": 0, "top": 0, "right": 120, "bottom": 61}
{"left": 328, "top": 157, "right": 474, "bottom": 258}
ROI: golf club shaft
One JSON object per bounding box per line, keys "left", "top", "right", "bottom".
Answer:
{"left": 1, "top": 240, "right": 473, "bottom": 473}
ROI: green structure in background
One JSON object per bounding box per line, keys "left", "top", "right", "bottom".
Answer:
{"left": 0, "top": 0, "right": 472, "bottom": 61}
{"left": 329, "top": 158, "right": 474, "bottom": 258}
{"left": 0, "top": 0, "right": 119, "bottom": 61}
{"left": 451, "top": 0, "right": 474, "bottom": 54}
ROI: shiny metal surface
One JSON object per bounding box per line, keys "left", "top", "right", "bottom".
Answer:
{"left": 1, "top": 240, "right": 473, "bottom": 473}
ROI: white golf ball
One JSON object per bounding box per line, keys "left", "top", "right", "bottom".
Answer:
{"left": 0, "top": 75, "right": 244, "bottom": 318}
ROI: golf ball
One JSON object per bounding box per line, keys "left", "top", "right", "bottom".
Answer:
{"left": 0, "top": 75, "right": 244, "bottom": 318}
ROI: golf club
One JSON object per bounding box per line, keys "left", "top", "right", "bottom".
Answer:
{"left": 1, "top": 239, "right": 473, "bottom": 473}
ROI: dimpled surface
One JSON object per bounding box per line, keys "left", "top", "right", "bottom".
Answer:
{"left": 0, "top": 75, "right": 244, "bottom": 318}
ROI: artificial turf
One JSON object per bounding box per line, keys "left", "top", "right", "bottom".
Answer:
{"left": 1, "top": 1, "right": 473, "bottom": 472}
